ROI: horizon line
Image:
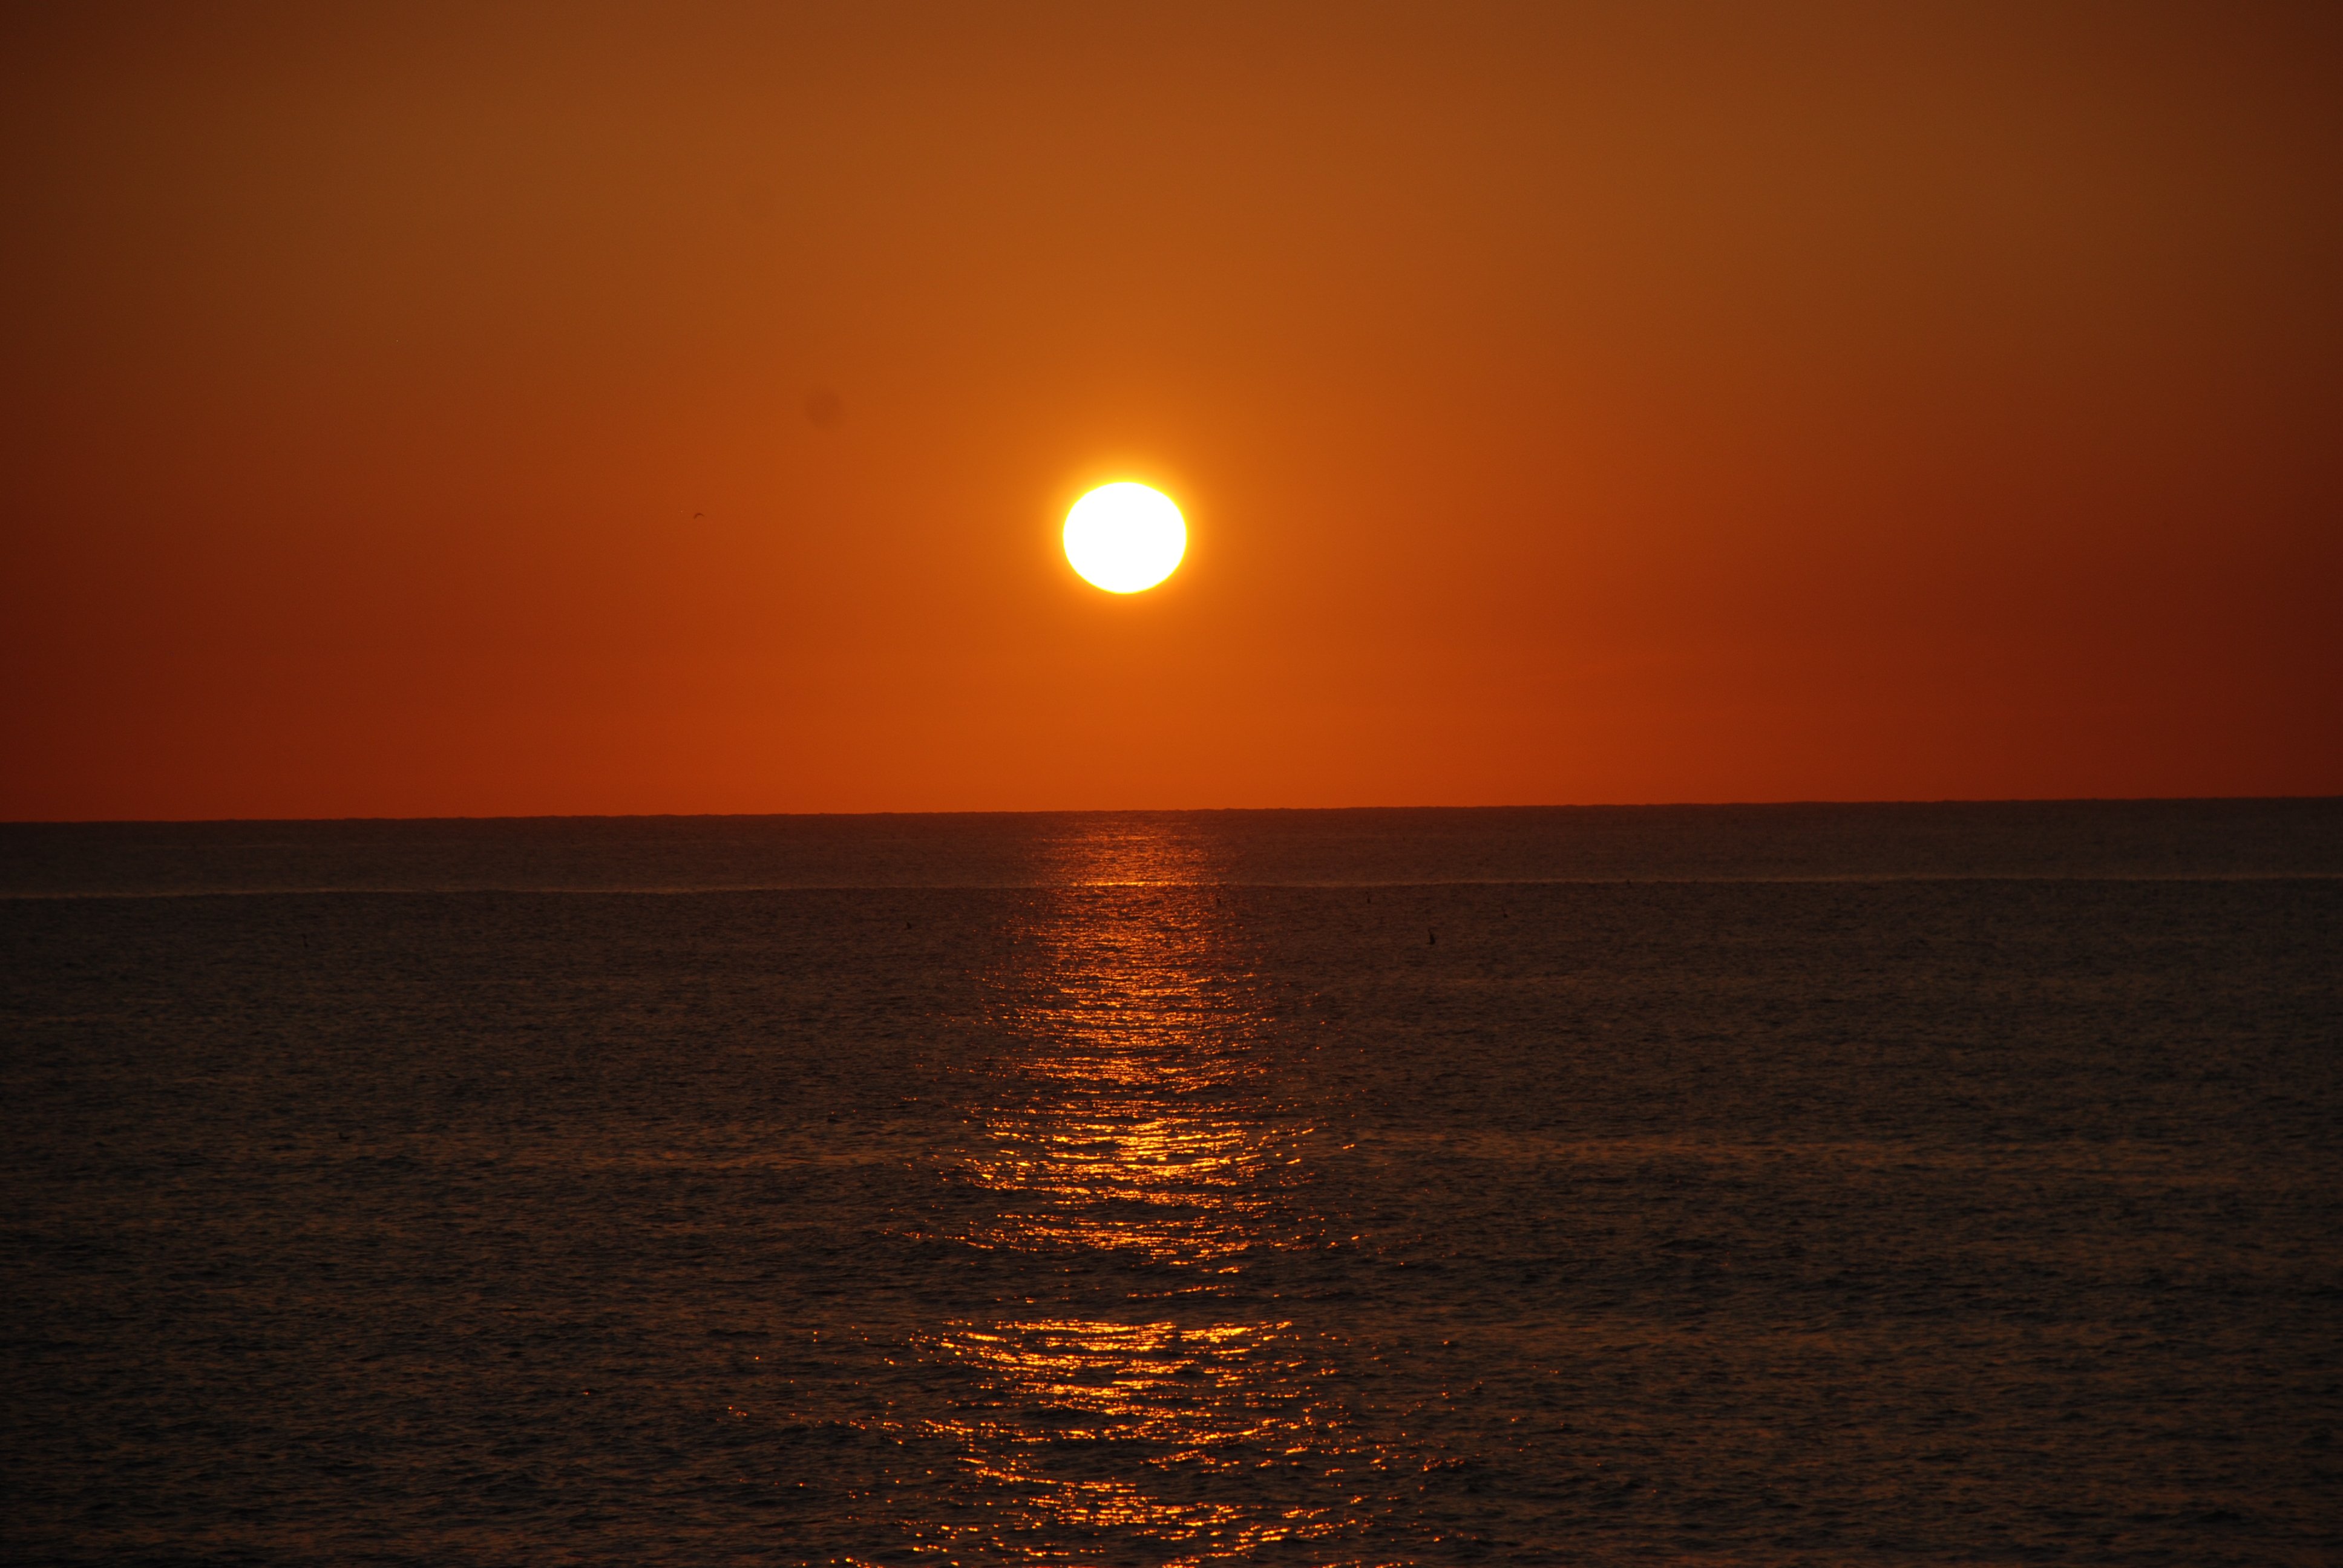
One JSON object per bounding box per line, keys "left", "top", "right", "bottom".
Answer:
{"left": 4, "top": 794, "right": 2338, "bottom": 829}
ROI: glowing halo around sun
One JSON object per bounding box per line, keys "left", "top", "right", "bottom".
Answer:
{"left": 1063, "top": 482, "right": 1186, "bottom": 593}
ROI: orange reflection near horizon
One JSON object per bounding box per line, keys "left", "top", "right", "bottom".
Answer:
{"left": 899, "top": 820, "right": 1380, "bottom": 1561}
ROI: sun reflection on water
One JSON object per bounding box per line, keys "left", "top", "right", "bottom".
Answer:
{"left": 899, "top": 821, "right": 1379, "bottom": 1561}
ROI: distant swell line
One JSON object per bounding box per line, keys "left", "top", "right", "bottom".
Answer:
{"left": 4, "top": 872, "right": 2339, "bottom": 900}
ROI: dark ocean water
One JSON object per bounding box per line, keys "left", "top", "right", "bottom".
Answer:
{"left": 4, "top": 803, "right": 2339, "bottom": 1566}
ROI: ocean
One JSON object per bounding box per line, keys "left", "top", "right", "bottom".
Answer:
{"left": 4, "top": 802, "right": 2338, "bottom": 1565}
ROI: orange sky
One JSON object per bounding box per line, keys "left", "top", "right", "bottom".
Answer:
{"left": 3, "top": 2, "right": 2337, "bottom": 818}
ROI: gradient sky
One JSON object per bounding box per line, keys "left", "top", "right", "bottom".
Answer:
{"left": 4, "top": 2, "right": 2337, "bottom": 818}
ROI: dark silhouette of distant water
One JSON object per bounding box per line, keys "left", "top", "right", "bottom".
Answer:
{"left": 4, "top": 803, "right": 2338, "bottom": 1564}
{"left": 4, "top": 799, "right": 2339, "bottom": 897}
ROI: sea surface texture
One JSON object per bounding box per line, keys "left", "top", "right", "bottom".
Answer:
{"left": 4, "top": 802, "right": 2339, "bottom": 1565}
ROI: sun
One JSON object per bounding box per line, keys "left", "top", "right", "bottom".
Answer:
{"left": 1063, "top": 482, "right": 1186, "bottom": 593}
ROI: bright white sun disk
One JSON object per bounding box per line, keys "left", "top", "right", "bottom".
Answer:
{"left": 1063, "top": 483, "right": 1185, "bottom": 593}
